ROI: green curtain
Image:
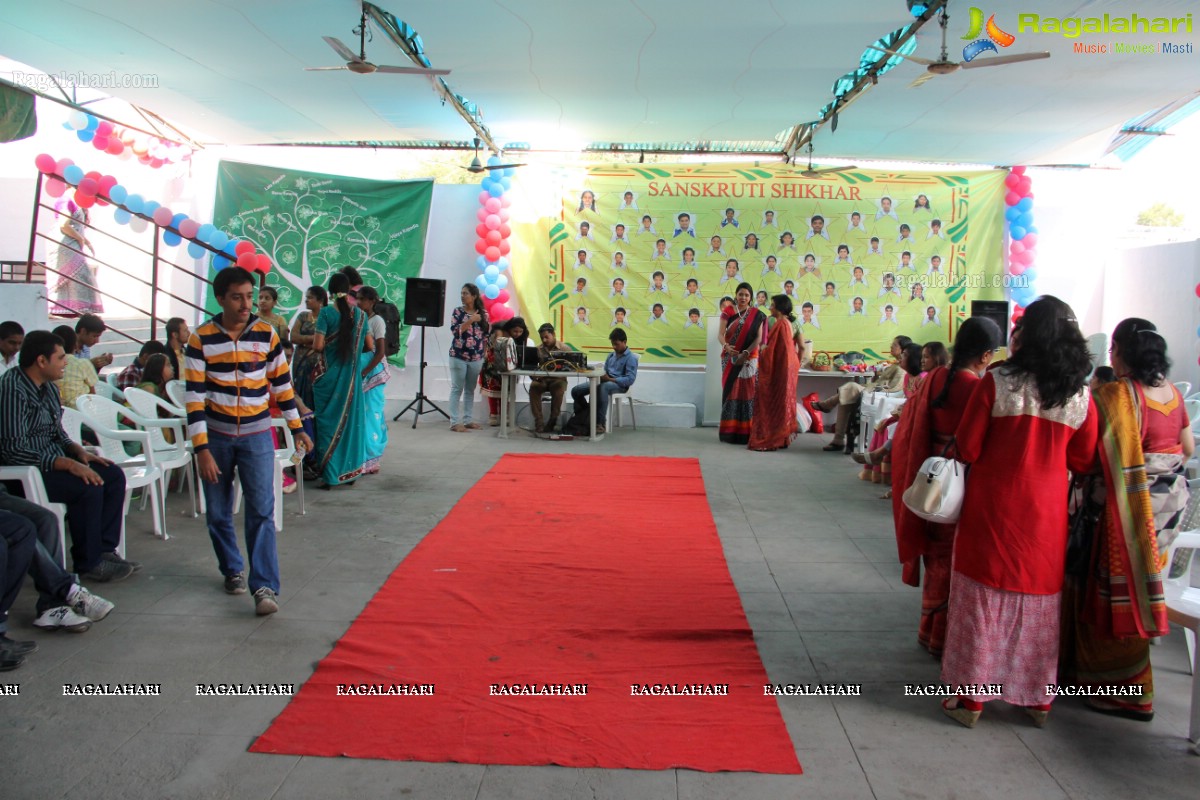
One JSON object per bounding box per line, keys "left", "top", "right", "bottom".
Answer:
{"left": 0, "top": 84, "right": 36, "bottom": 143}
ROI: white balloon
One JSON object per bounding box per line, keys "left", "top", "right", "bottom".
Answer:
{"left": 129, "top": 217, "right": 149, "bottom": 233}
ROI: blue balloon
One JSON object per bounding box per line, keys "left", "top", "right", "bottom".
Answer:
{"left": 62, "top": 165, "right": 84, "bottom": 184}
{"left": 1010, "top": 226, "right": 1026, "bottom": 240}
{"left": 480, "top": 177, "right": 495, "bottom": 192}
{"left": 221, "top": 240, "right": 238, "bottom": 257}
{"left": 187, "top": 242, "right": 206, "bottom": 259}
{"left": 84, "top": 115, "right": 98, "bottom": 131}
{"left": 124, "top": 194, "right": 143, "bottom": 213}
{"left": 163, "top": 231, "right": 182, "bottom": 247}
{"left": 1004, "top": 206, "right": 1020, "bottom": 222}
{"left": 1017, "top": 212, "right": 1034, "bottom": 229}
{"left": 1022, "top": 268, "right": 1038, "bottom": 283}
{"left": 502, "top": 167, "right": 515, "bottom": 179}
{"left": 76, "top": 130, "right": 94, "bottom": 143}
{"left": 476, "top": 255, "right": 488, "bottom": 270}
{"left": 483, "top": 284, "right": 500, "bottom": 300}
{"left": 198, "top": 223, "right": 216, "bottom": 242}
{"left": 475, "top": 275, "right": 488, "bottom": 290}
{"left": 171, "top": 212, "right": 188, "bottom": 229}
{"left": 1025, "top": 226, "right": 1038, "bottom": 236}
{"left": 488, "top": 183, "right": 504, "bottom": 198}
{"left": 484, "top": 265, "right": 500, "bottom": 280}
{"left": 498, "top": 256, "right": 510, "bottom": 270}
{"left": 1016, "top": 197, "right": 1033, "bottom": 213}
{"left": 113, "top": 208, "right": 131, "bottom": 225}
{"left": 108, "top": 185, "right": 127, "bottom": 204}
{"left": 496, "top": 274, "right": 508, "bottom": 290}
{"left": 143, "top": 200, "right": 161, "bottom": 217}
{"left": 500, "top": 177, "right": 512, "bottom": 191}
{"left": 210, "top": 231, "right": 230, "bottom": 249}
{"left": 486, "top": 155, "right": 502, "bottom": 168}
{"left": 213, "top": 255, "right": 231, "bottom": 269}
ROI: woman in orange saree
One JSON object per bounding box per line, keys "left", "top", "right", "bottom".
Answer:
{"left": 749, "top": 295, "right": 800, "bottom": 451}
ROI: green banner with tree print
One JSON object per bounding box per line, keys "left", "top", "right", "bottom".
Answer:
{"left": 209, "top": 160, "right": 433, "bottom": 366}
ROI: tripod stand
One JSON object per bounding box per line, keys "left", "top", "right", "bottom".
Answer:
{"left": 394, "top": 325, "right": 448, "bottom": 428}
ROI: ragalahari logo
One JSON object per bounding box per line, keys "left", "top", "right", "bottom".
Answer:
{"left": 961, "top": 7, "right": 1016, "bottom": 62}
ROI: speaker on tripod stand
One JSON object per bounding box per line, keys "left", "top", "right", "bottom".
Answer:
{"left": 394, "top": 277, "right": 450, "bottom": 427}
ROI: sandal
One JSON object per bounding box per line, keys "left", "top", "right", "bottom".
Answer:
{"left": 1023, "top": 707, "right": 1050, "bottom": 728}
{"left": 941, "top": 697, "right": 981, "bottom": 728}
{"left": 822, "top": 442, "right": 844, "bottom": 451}
{"left": 464, "top": 422, "right": 482, "bottom": 430}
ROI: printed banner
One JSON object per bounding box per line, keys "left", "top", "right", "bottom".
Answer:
{"left": 209, "top": 160, "right": 433, "bottom": 366}
{"left": 513, "top": 165, "right": 1007, "bottom": 365}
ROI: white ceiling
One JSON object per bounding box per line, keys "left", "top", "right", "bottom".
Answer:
{"left": 1, "top": 0, "right": 1197, "bottom": 164}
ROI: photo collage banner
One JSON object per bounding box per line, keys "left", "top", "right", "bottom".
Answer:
{"left": 513, "top": 165, "right": 1006, "bottom": 365}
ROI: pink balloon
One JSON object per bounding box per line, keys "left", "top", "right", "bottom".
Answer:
{"left": 45, "top": 178, "right": 67, "bottom": 198}
{"left": 475, "top": 223, "right": 488, "bottom": 239}
{"left": 152, "top": 207, "right": 174, "bottom": 227}
{"left": 474, "top": 239, "right": 488, "bottom": 255}
{"left": 500, "top": 196, "right": 512, "bottom": 208}
{"left": 255, "top": 254, "right": 272, "bottom": 273}
{"left": 1012, "top": 165, "right": 1027, "bottom": 176}
{"left": 485, "top": 230, "right": 501, "bottom": 245}
{"left": 485, "top": 198, "right": 502, "bottom": 214}
{"left": 499, "top": 208, "right": 511, "bottom": 222}
{"left": 1005, "top": 191, "right": 1021, "bottom": 206}
{"left": 1017, "top": 176, "right": 1032, "bottom": 195}
{"left": 498, "top": 239, "right": 511, "bottom": 256}
{"left": 485, "top": 214, "right": 501, "bottom": 230}
{"left": 95, "top": 120, "right": 113, "bottom": 136}
{"left": 92, "top": 136, "right": 109, "bottom": 151}
{"left": 1021, "top": 233, "right": 1038, "bottom": 249}
{"left": 77, "top": 177, "right": 99, "bottom": 197}
{"left": 1008, "top": 261, "right": 1027, "bottom": 276}
{"left": 478, "top": 191, "right": 491, "bottom": 205}
{"left": 485, "top": 246, "right": 501, "bottom": 262}
{"left": 178, "top": 219, "right": 200, "bottom": 239}
{"left": 1009, "top": 240, "right": 1025, "bottom": 256}
{"left": 496, "top": 289, "right": 510, "bottom": 304}
{"left": 1015, "top": 250, "right": 1035, "bottom": 266}
{"left": 56, "top": 158, "right": 74, "bottom": 174}
{"left": 98, "top": 175, "right": 118, "bottom": 193}
{"left": 1004, "top": 173, "right": 1020, "bottom": 189}
{"left": 476, "top": 207, "right": 488, "bottom": 223}
{"left": 498, "top": 223, "right": 512, "bottom": 239}
{"left": 35, "top": 154, "right": 56, "bottom": 173}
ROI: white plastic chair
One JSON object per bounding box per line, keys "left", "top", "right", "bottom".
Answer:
{"left": 165, "top": 379, "right": 186, "bottom": 409}
{"left": 123, "top": 387, "right": 199, "bottom": 517}
{"left": 105, "top": 371, "right": 120, "bottom": 388}
{"left": 93, "top": 381, "right": 124, "bottom": 403}
{"left": 0, "top": 465, "right": 68, "bottom": 568}
{"left": 1163, "top": 490, "right": 1200, "bottom": 752}
{"left": 607, "top": 391, "right": 637, "bottom": 430}
{"left": 232, "top": 418, "right": 305, "bottom": 532}
{"left": 1175, "top": 381, "right": 1193, "bottom": 399}
{"left": 1086, "top": 332, "right": 1108, "bottom": 369}
{"left": 60, "top": 407, "right": 164, "bottom": 556}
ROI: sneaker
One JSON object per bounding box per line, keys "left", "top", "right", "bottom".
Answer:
{"left": 81, "top": 559, "right": 135, "bottom": 583}
{"left": 254, "top": 587, "right": 279, "bottom": 616}
{"left": 0, "top": 634, "right": 39, "bottom": 656}
{"left": 224, "top": 572, "right": 247, "bottom": 595}
{"left": 102, "top": 551, "right": 143, "bottom": 573}
{"left": 33, "top": 605, "right": 93, "bottom": 633}
{"left": 67, "top": 585, "right": 114, "bottom": 622}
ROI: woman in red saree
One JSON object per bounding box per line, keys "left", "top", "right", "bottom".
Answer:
{"left": 717, "top": 282, "right": 767, "bottom": 444}
{"left": 1060, "top": 318, "right": 1190, "bottom": 721}
{"left": 749, "top": 294, "right": 800, "bottom": 451}
{"left": 891, "top": 318, "right": 1000, "bottom": 658}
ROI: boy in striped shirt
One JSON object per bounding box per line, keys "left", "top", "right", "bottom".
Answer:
{"left": 186, "top": 267, "right": 312, "bottom": 616}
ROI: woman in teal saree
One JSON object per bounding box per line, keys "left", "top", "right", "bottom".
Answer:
{"left": 312, "top": 272, "right": 373, "bottom": 487}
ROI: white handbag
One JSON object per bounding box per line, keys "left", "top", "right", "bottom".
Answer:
{"left": 902, "top": 445, "right": 967, "bottom": 524}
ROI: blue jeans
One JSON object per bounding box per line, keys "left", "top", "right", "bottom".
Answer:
{"left": 571, "top": 381, "right": 625, "bottom": 427}
{"left": 448, "top": 357, "right": 483, "bottom": 426}
{"left": 202, "top": 431, "right": 279, "bottom": 594}
{"left": 0, "top": 487, "right": 75, "bottom": 615}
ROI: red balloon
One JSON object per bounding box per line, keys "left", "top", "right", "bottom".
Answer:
{"left": 485, "top": 246, "right": 501, "bottom": 262}
{"left": 236, "top": 252, "right": 256, "bottom": 270}
{"left": 498, "top": 239, "right": 511, "bottom": 256}
{"left": 490, "top": 303, "right": 514, "bottom": 322}
{"left": 234, "top": 240, "right": 255, "bottom": 256}
{"left": 98, "top": 175, "right": 118, "bottom": 193}
{"left": 1017, "top": 176, "right": 1033, "bottom": 195}
{"left": 35, "top": 154, "right": 56, "bottom": 173}
{"left": 498, "top": 223, "right": 512, "bottom": 239}
{"left": 484, "top": 198, "right": 501, "bottom": 214}
{"left": 1004, "top": 173, "right": 1020, "bottom": 189}
{"left": 77, "top": 177, "right": 99, "bottom": 197}
{"left": 475, "top": 223, "right": 488, "bottom": 239}
{"left": 95, "top": 120, "right": 114, "bottom": 136}
{"left": 496, "top": 289, "right": 510, "bottom": 304}
{"left": 84, "top": 170, "right": 102, "bottom": 183}
{"left": 150, "top": 158, "right": 164, "bottom": 168}
{"left": 255, "top": 254, "right": 272, "bottom": 273}
{"left": 1005, "top": 191, "right": 1021, "bottom": 206}
{"left": 485, "top": 230, "right": 501, "bottom": 245}
{"left": 1012, "top": 165, "right": 1027, "bottom": 176}
{"left": 92, "top": 136, "right": 109, "bottom": 151}
{"left": 74, "top": 193, "right": 95, "bottom": 208}
{"left": 94, "top": 197, "right": 109, "bottom": 207}
{"left": 106, "top": 139, "right": 124, "bottom": 156}
{"left": 474, "top": 239, "right": 488, "bottom": 256}
{"left": 1194, "top": 283, "right": 1200, "bottom": 298}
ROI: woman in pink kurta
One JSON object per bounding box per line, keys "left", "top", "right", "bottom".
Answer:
{"left": 939, "top": 296, "right": 1098, "bottom": 729}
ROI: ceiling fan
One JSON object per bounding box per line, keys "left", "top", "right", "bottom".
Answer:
{"left": 883, "top": 8, "right": 1049, "bottom": 88}
{"left": 796, "top": 143, "right": 856, "bottom": 177}
{"left": 308, "top": 6, "right": 450, "bottom": 76}
{"left": 462, "top": 138, "right": 526, "bottom": 173}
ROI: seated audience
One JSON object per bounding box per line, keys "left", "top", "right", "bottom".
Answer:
{"left": 810, "top": 335, "right": 913, "bottom": 452}
{"left": 570, "top": 329, "right": 638, "bottom": 435}
{"left": 529, "top": 324, "right": 568, "bottom": 433}
{"left": 0, "top": 331, "right": 134, "bottom": 582}
{"left": 115, "top": 340, "right": 168, "bottom": 391}
{"left": 0, "top": 321, "right": 23, "bottom": 375}
{"left": 51, "top": 326, "right": 97, "bottom": 410}
{"left": 74, "top": 314, "right": 112, "bottom": 371}
{"left": 856, "top": 342, "right": 924, "bottom": 485}
{"left": 0, "top": 506, "right": 35, "bottom": 669}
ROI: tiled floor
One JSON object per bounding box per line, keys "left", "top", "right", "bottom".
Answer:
{"left": 3, "top": 408, "right": 1197, "bottom": 799}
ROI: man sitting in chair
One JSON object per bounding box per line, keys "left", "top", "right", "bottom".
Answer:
{"left": 809, "top": 335, "right": 912, "bottom": 453}
{"left": 569, "top": 329, "right": 638, "bottom": 436}
{"left": 529, "top": 324, "right": 568, "bottom": 434}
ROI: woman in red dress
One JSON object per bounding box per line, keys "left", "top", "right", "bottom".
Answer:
{"left": 939, "top": 296, "right": 1098, "bottom": 728}
{"left": 891, "top": 318, "right": 1001, "bottom": 658}
{"left": 748, "top": 294, "right": 800, "bottom": 451}
{"left": 717, "top": 282, "right": 767, "bottom": 444}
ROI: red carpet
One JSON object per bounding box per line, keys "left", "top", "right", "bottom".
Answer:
{"left": 251, "top": 454, "right": 801, "bottom": 773}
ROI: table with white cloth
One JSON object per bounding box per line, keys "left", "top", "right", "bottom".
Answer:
{"left": 498, "top": 367, "right": 608, "bottom": 442}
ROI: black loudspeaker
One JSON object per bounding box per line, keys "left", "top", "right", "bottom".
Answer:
{"left": 403, "top": 277, "right": 446, "bottom": 327}
{"left": 971, "top": 300, "right": 1010, "bottom": 346}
